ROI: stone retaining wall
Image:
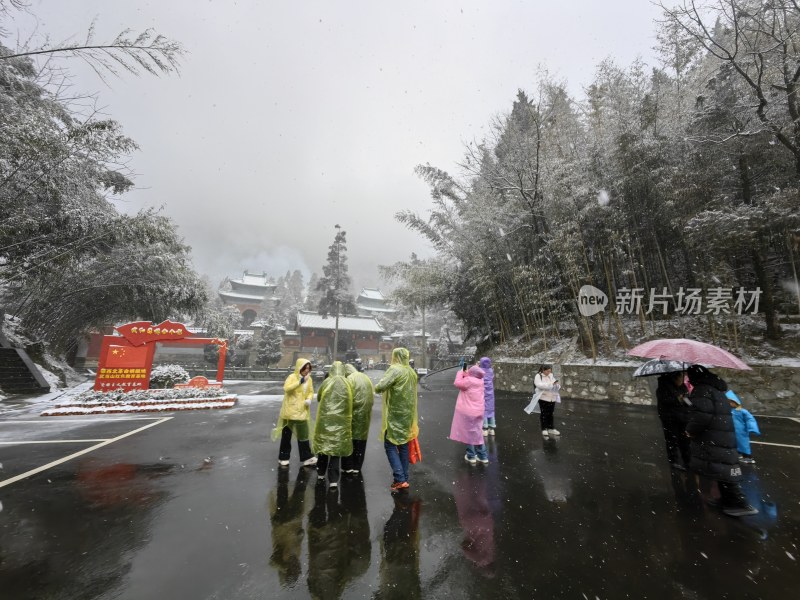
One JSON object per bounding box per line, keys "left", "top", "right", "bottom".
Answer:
{"left": 493, "top": 361, "right": 800, "bottom": 416}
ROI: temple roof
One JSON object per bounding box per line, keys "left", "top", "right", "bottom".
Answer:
{"left": 295, "top": 310, "right": 384, "bottom": 333}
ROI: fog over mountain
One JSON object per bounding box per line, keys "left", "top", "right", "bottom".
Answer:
{"left": 15, "top": 0, "right": 661, "bottom": 290}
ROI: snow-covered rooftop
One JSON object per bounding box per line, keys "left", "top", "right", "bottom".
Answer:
{"left": 390, "top": 330, "right": 432, "bottom": 339}
{"left": 219, "top": 290, "right": 271, "bottom": 302}
{"left": 358, "top": 288, "right": 386, "bottom": 301}
{"left": 296, "top": 310, "right": 384, "bottom": 333}
{"left": 356, "top": 303, "right": 397, "bottom": 313}
{"left": 236, "top": 271, "right": 271, "bottom": 286}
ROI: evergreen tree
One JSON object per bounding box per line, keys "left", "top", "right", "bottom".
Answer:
{"left": 304, "top": 272, "right": 323, "bottom": 310}
{"left": 437, "top": 327, "right": 451, "bottom": 363}
{"left": 316, "top": 228, "right": 356, "bottom": 317}
{"left": 201, "top": 305, "right": 240, "bottom": 365}
{"left": 256, "top": 315, "right": 283, "bottom": 368}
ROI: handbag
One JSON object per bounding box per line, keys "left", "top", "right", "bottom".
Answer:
{"left": 409, "top": 437, "right": 423, "bottom": 464}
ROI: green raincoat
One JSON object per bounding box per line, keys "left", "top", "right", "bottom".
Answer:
{"left": 313, "top": 361, "right": 354, "bottom": 457}
{"left": 375, "top": 348, "right": 419, "bottom": 445}
{"left": 345, "top": 364, "right": 375, "bottom": 441}
{"left": 272, "top": 358, "right": 314, "bottom": 442}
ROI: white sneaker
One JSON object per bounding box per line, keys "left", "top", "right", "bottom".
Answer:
{"left": 488, "top": 428, "right": 496, "bottom": 436}
{"left": 477, "top": 457, "right": 489, "bottom": 464}
{"left": 329, "top": 482, "right": 338, "bottom": 488}
{"left": 278, "top": 460, "right": 290, "bottom": 466}
{"left": 302, "top": 456, "right": 318, "bottom": 466}
{"left": 464, "top": 454, "right": 477, "bottom": 465}
{"left": 548, "top": 429, "right": 561, "bottom": 436}
{"left": 542, "top": 430, "right": 550, "bottom": 438}
{"left": 482, "top": 429, "right": 489, "bottom": 436}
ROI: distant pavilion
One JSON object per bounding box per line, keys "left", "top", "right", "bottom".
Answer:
{"left": 218, "top": 271, "right": 279, "bottom": 326}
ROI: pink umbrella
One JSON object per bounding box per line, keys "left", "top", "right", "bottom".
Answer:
{"left": 628, "top": 338, "right": 751, "bottom": 371}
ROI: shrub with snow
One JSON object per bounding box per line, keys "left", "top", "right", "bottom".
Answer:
{"left": 71, "top": 387, "right": 230, "bottom": 404}
{"left": 149, "top": 364, "right": 190, "bottom": 389}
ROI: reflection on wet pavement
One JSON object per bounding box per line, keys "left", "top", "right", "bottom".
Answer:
{"left": 1, "top": 370, "right": 798, "bottom": 599}
{"left": 454, "top": 470, "right": 495, "bottom": 578}
{"left": 269, "top": 467, "right": 309, "bottom": 587}
{"left": 376, "top": 494, "right": 422, "bottom": 600}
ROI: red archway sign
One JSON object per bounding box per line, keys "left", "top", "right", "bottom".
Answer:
{"left": 93, "top": 320, "right": 228, "bottom": 392}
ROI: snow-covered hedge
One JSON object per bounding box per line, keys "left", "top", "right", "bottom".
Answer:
{"left": 149, "top": 364, "right": 190, "bottom": 389}
{"left": 70, "top": 387, "right": 229, "bottom": 405}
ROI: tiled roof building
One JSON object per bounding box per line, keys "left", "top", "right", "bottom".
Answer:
{"left": 218, "top": 271, "right": 279, "bottom": 325}
{"left": 356, "top": 288, "right": 396, "bottom": 317}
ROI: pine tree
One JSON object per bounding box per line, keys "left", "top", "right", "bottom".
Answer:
{"left": 256, "top": 316, "right": 283, "bottom": 368}
{"left": 317, "top": 228, "right": 356, "bottom": 317}
{"left": 304, "top": 272, "right": 323, "bottom": 310}
{"left": 437, "top": 327, "right": 450, "bottom": 365}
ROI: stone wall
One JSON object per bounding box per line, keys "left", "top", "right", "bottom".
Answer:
{"left": 493, "top": 360, "right": 800, "bottom": 416}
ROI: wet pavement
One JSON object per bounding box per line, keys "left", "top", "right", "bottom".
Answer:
{"left": 0, "top": 369, "right": 798, "bottom": 599}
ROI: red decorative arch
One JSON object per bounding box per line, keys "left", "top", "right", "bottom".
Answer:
{"left": 94, "top": 320, "right": 228, "bottom": 392}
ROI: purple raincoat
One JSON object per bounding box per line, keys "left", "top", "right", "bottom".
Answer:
{"left": 479, "top": 357, "right": 495, "bottom": 418}
{"left": 450, "top": 366, "right": 485, "bottom": 445}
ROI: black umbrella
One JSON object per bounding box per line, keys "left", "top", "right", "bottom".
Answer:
{"left": 632, "top": 359, "right": 690, "bottom": 378}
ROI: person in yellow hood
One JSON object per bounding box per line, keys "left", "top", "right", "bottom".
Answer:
{"left": 342, "top": 363, "right": 375, "bottom": 474}
{"left": 275, "top": 358, "right": 317, "bottom": 467}
{"left": 375, "top": 347, "right": 418, "bottom": 491}
{"left": 313, "top": 361, "right": 353, "bottom": 488}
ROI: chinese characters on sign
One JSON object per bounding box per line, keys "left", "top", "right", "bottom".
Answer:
{"left": 96, "top": 368, "right": 149, "bottom": 389}
{"left": 614, "top": 287, "right": 762, "bottom": 315}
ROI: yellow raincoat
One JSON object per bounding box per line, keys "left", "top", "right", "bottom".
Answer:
{"left": 375, "top": 348, "right": 419, "bottom": 445}
{"left": 272, "top": 358, "right": 314, "bottom": 442}
{"left": 345, "top": 363, "right": 375, "bottom": 441}
{"left": 312, "top": 361, "right": 354, "bottom": 457}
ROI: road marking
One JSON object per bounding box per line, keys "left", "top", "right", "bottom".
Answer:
{"left": 0, "top": 417, "right": 172, "bottom": 489}
{"left": 0, "top": 439, "right": 109, "bottom": 444}
{"left": 751, "top": 441, "right": 800, "bottom": 450}
{"left": 0, "top": 417, "right": 166, "bottom": 424}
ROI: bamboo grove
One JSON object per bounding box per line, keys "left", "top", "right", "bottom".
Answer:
{"left": 397, "top": 1, "right": 800, "bottom": 358}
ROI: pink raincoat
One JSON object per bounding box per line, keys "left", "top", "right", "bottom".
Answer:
{"left": 449, "top": 367, "right": 485, "bottom": 445}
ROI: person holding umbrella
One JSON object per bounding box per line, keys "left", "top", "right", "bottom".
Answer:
{"left": 685, "top": 365, "right": 758, "bottom": 517}
{"left": 450, "top": 362, "right": 488, "bottom": 464}
{"left": 656, "top": 370, "right": 691, "bottom": 470}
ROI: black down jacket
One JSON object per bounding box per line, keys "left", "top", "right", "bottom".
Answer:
{"left": 656, "top": 374, "right": 689, "bottom": 425}
{"left": 686, "top": 369, "right": 742, "bottom": 483}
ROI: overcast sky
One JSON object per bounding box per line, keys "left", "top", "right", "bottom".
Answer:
{"left": 12, "top": 1, "right": 664, "bottom": 291}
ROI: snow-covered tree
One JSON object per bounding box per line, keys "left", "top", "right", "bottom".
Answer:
{"left": 232, "top": 332, "right": 253, "bottom": 367}
{"left": 317, "top": 229, "right": 356, "bottom": 317}
{"left": 304, "top": 272, "right": 323, "bottom": 311}
{"left": 0, "top": 7, "right": 203, "bottom": 351}
{"left": 256, "top": 316, "right": 283, "bottom": 368}
{"left": 437, "top": 327, "right": 450, "bottom": 361}
{"left": 201, "top": 304, "right": 240, "bottom": 365}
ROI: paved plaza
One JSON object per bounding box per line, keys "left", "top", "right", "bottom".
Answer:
{"left": 0, "top": 370, "right": 798, "bottom": 599}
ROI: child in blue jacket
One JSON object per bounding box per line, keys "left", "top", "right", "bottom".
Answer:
{"left": 727, "top": 390, "right": 760, "bottom": 464}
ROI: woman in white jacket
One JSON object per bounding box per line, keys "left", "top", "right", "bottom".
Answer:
{"left": 534, "top": 365, "right": 560, "bottom": 438}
